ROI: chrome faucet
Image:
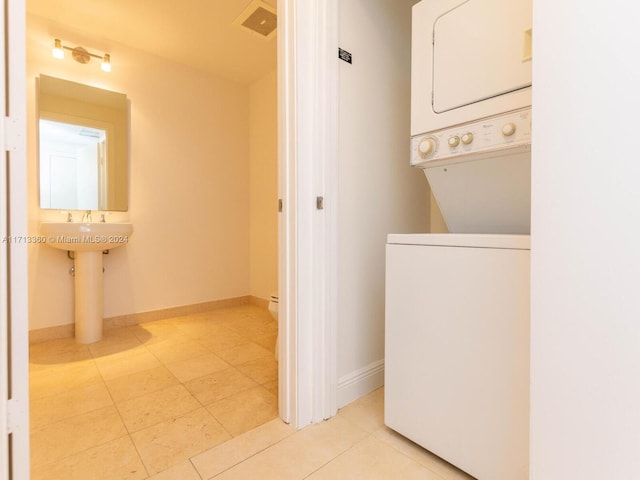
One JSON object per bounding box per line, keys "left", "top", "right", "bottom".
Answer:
{"left": 82, "top": 210, "right": 92, "bottom": 222}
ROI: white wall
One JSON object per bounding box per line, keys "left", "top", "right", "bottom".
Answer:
{"left": 27, "top": 15, "right": 252, "bottom": 330}
{"left": 337, "top": 0, "right": 429, "bottom": 405}
{"left": 249, "top": 70, "right": 278, "bottom": 301}
{"left": 531, "top": 1, "right": 640, "bottom": 478}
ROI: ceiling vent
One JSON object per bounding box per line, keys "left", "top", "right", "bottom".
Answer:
{"left": 233, "top": 0, "right": 277, "bottom": 40}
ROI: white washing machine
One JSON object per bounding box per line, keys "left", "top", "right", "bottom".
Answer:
{"left": 385, "top": 234, "right": 530, "bottom": 480}
{"left": 384, "top": 0, "right": 532, "bottom": 478}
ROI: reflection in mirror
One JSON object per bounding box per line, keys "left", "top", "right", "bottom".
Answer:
{"left": 38, "top": 75, "right": 129, "bottom": 211}
{"left": 39, "top": 120, "right": 107, "bottom": 210}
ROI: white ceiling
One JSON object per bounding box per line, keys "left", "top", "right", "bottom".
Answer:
{"left": 26, "top": 0, "right": 278, "bottom": 85}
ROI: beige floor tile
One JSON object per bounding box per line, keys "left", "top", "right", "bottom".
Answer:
{"left": 373, "top": 427, "right": 475, "bottom": 480}
{"left": 30, "top": 405, "right": 128, "bottom": 467}
{"left": 29, "top": 338, "right": 92, "bottom": 364}
{"left": 197, "top": 326, "right": 248, "bottom": 352}
{"left": 165, "top": 352, "right": 231, "bottom": 383}
{"left": 211, "top": 416, "right": 369, "bottom": 480}
{"left": 227, "top": 321, "right": 277, "bottom": 342}
{"left": 29, "top": 359, "right": 102, "bottom": 399}
{"left": 184, "top": 367, "right": 258, "bottom": 405}
{"left": 105, "top": 365, "right": 180, "bottom": 403}
{"left": 95, "top": 348, "right": 162, "bottom": 380}
{"left": 206, "top": 385, "right": 278, "bottom": 436}
{"left": 117, "top": 384, "right": 201, "bottom": 433}
{"left": 147, "top": 460, "right": 202, "bottom": 480}
{"left": 146, "top": 337, "right": 212, "bottom": 364}
{"left": 253, "top": 333, "right": 278, "bottom": 352}
{"left": 131, "top": 407, "right": 231, "bottom": 475}
{"left": 127, "top": 323, "right": 157, "bottom": 342}
{"left": 224, "top": 312, "right": 273, "bottom": 328}
{"left": 236, "top": 356, "right": 278, "bottom": 385}
{"left": 338, "top": 387, "right": 385, "bottom": 433}
{"left": 210, "top": 305, "right": 256, "bottom": 318}
{"left": 174, "top": 319, "right": 229, "bottom": 339}
{"left": 191, "top": 418, "right": 294, "bottom": 479}
{"left": 30, "top": 436, "right": 147, "bottom": 480}
{"left": 129, "top": 321, "right": 184, "bottom": 345}
{"left": 306, "top": 435, "right": 444, "bottom": 480}
{"left": 292, "top": 415, "right": 371, "bottom": 462}
{"left": 188, "top": 309, "right": 227, "bottom": 321}
{"left": 216, "top": 342, "right": 273, "bottom": 366}
{"left": 262, "top": 379, "right": 278, "bottom": 396}
{"left": 88, "top": 327, "right": 143, "bottom": 358}
{"left": 30, "top": 382, "right": 113, "bottom": 428}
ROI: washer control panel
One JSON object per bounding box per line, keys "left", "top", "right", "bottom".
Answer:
{"left": 411, "top": 108, "right": 531, "bottom": 166}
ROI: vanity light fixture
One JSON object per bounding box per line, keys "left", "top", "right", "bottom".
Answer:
{"left": 52, "top": 38, "right": 112, "bottom": 72}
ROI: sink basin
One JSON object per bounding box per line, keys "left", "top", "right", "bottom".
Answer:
{"left": 39, "top": 221, "right": 133, "bottom": 344}
{"left": 40, "top": 222, "right": 133, "bottom": 252}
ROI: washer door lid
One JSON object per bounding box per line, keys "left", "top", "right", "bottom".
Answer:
{"left": 432, "top": 0, "right": 532, "bottom": 113}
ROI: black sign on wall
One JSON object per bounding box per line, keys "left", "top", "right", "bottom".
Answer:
{"left": 339, "top": 48, "right": 353, "bottom": 64}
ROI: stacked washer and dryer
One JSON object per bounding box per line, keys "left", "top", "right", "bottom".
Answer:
{"left": 384, "top": 1, "right": 532, "bottom": 479}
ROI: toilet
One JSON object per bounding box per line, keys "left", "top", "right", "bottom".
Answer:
{"left": 268, "top": 294, "right": 279, "bottom": 361}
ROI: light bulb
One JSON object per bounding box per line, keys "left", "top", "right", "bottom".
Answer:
{"left": 52, "top": 38, "right": 64, "bottom": 59}
{"left": 101, "top": 53, "right": 111, "bottom": 72}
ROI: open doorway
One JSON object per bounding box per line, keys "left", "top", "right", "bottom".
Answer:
{"left": 25, "top": 0, "right": 281, "bottom": 477}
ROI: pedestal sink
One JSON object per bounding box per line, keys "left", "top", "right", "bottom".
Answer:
{"left": 40, "top": 222, "right": 133, "bottom": 344}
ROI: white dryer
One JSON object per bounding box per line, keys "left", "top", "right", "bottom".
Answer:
{"left": 410, "top": 0, "right": 533, "bottom": 234}
{"left": 411, "top": 0, "right": 532, "bottom": 134}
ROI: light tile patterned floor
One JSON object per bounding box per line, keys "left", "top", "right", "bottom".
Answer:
{"left": 29, "top": 304, "right": 279, "bottom": 479}
{"left": 30, "top": 304, "right": 474, "bottom": 479}
{"left": 189, "top": 388, "right": 474, "bottom": 480}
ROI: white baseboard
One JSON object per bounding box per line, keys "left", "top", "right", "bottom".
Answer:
{"left": 337, "top": 359, "right": 385, "bottom": 408}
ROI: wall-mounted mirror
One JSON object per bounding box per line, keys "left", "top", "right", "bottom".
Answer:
{"left": 38, "top": 75, "right": 129, "bottom": 211}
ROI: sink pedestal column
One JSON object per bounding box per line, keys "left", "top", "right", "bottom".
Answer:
{"left": 74, "top": 251, "right": 104, "bottom": 344}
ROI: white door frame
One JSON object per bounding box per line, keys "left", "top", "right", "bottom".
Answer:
{"left": 277, "top": 0, "right": 340, "bottom": 428}
{"left": 1, "top": 0, "right": 30, "bottom": 478}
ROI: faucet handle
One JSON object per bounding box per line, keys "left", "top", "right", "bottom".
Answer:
{"left": 67, "top": 212, "right": 73, "bottom": 222}
{"left": 100, "top": 213, "right": 106, "bottom": 223}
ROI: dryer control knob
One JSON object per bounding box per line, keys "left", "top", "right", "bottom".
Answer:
{"left": 502, "top": 122, "right": 516, "bottom": 136}
{"left": 461, "top": 133, "right": 474, "bottom": 145}
{"left": 448, "top": 136, "right": 460, "bottom": 147}
{"left": 418, "top": 137, "right": 436, "bottom": 157}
